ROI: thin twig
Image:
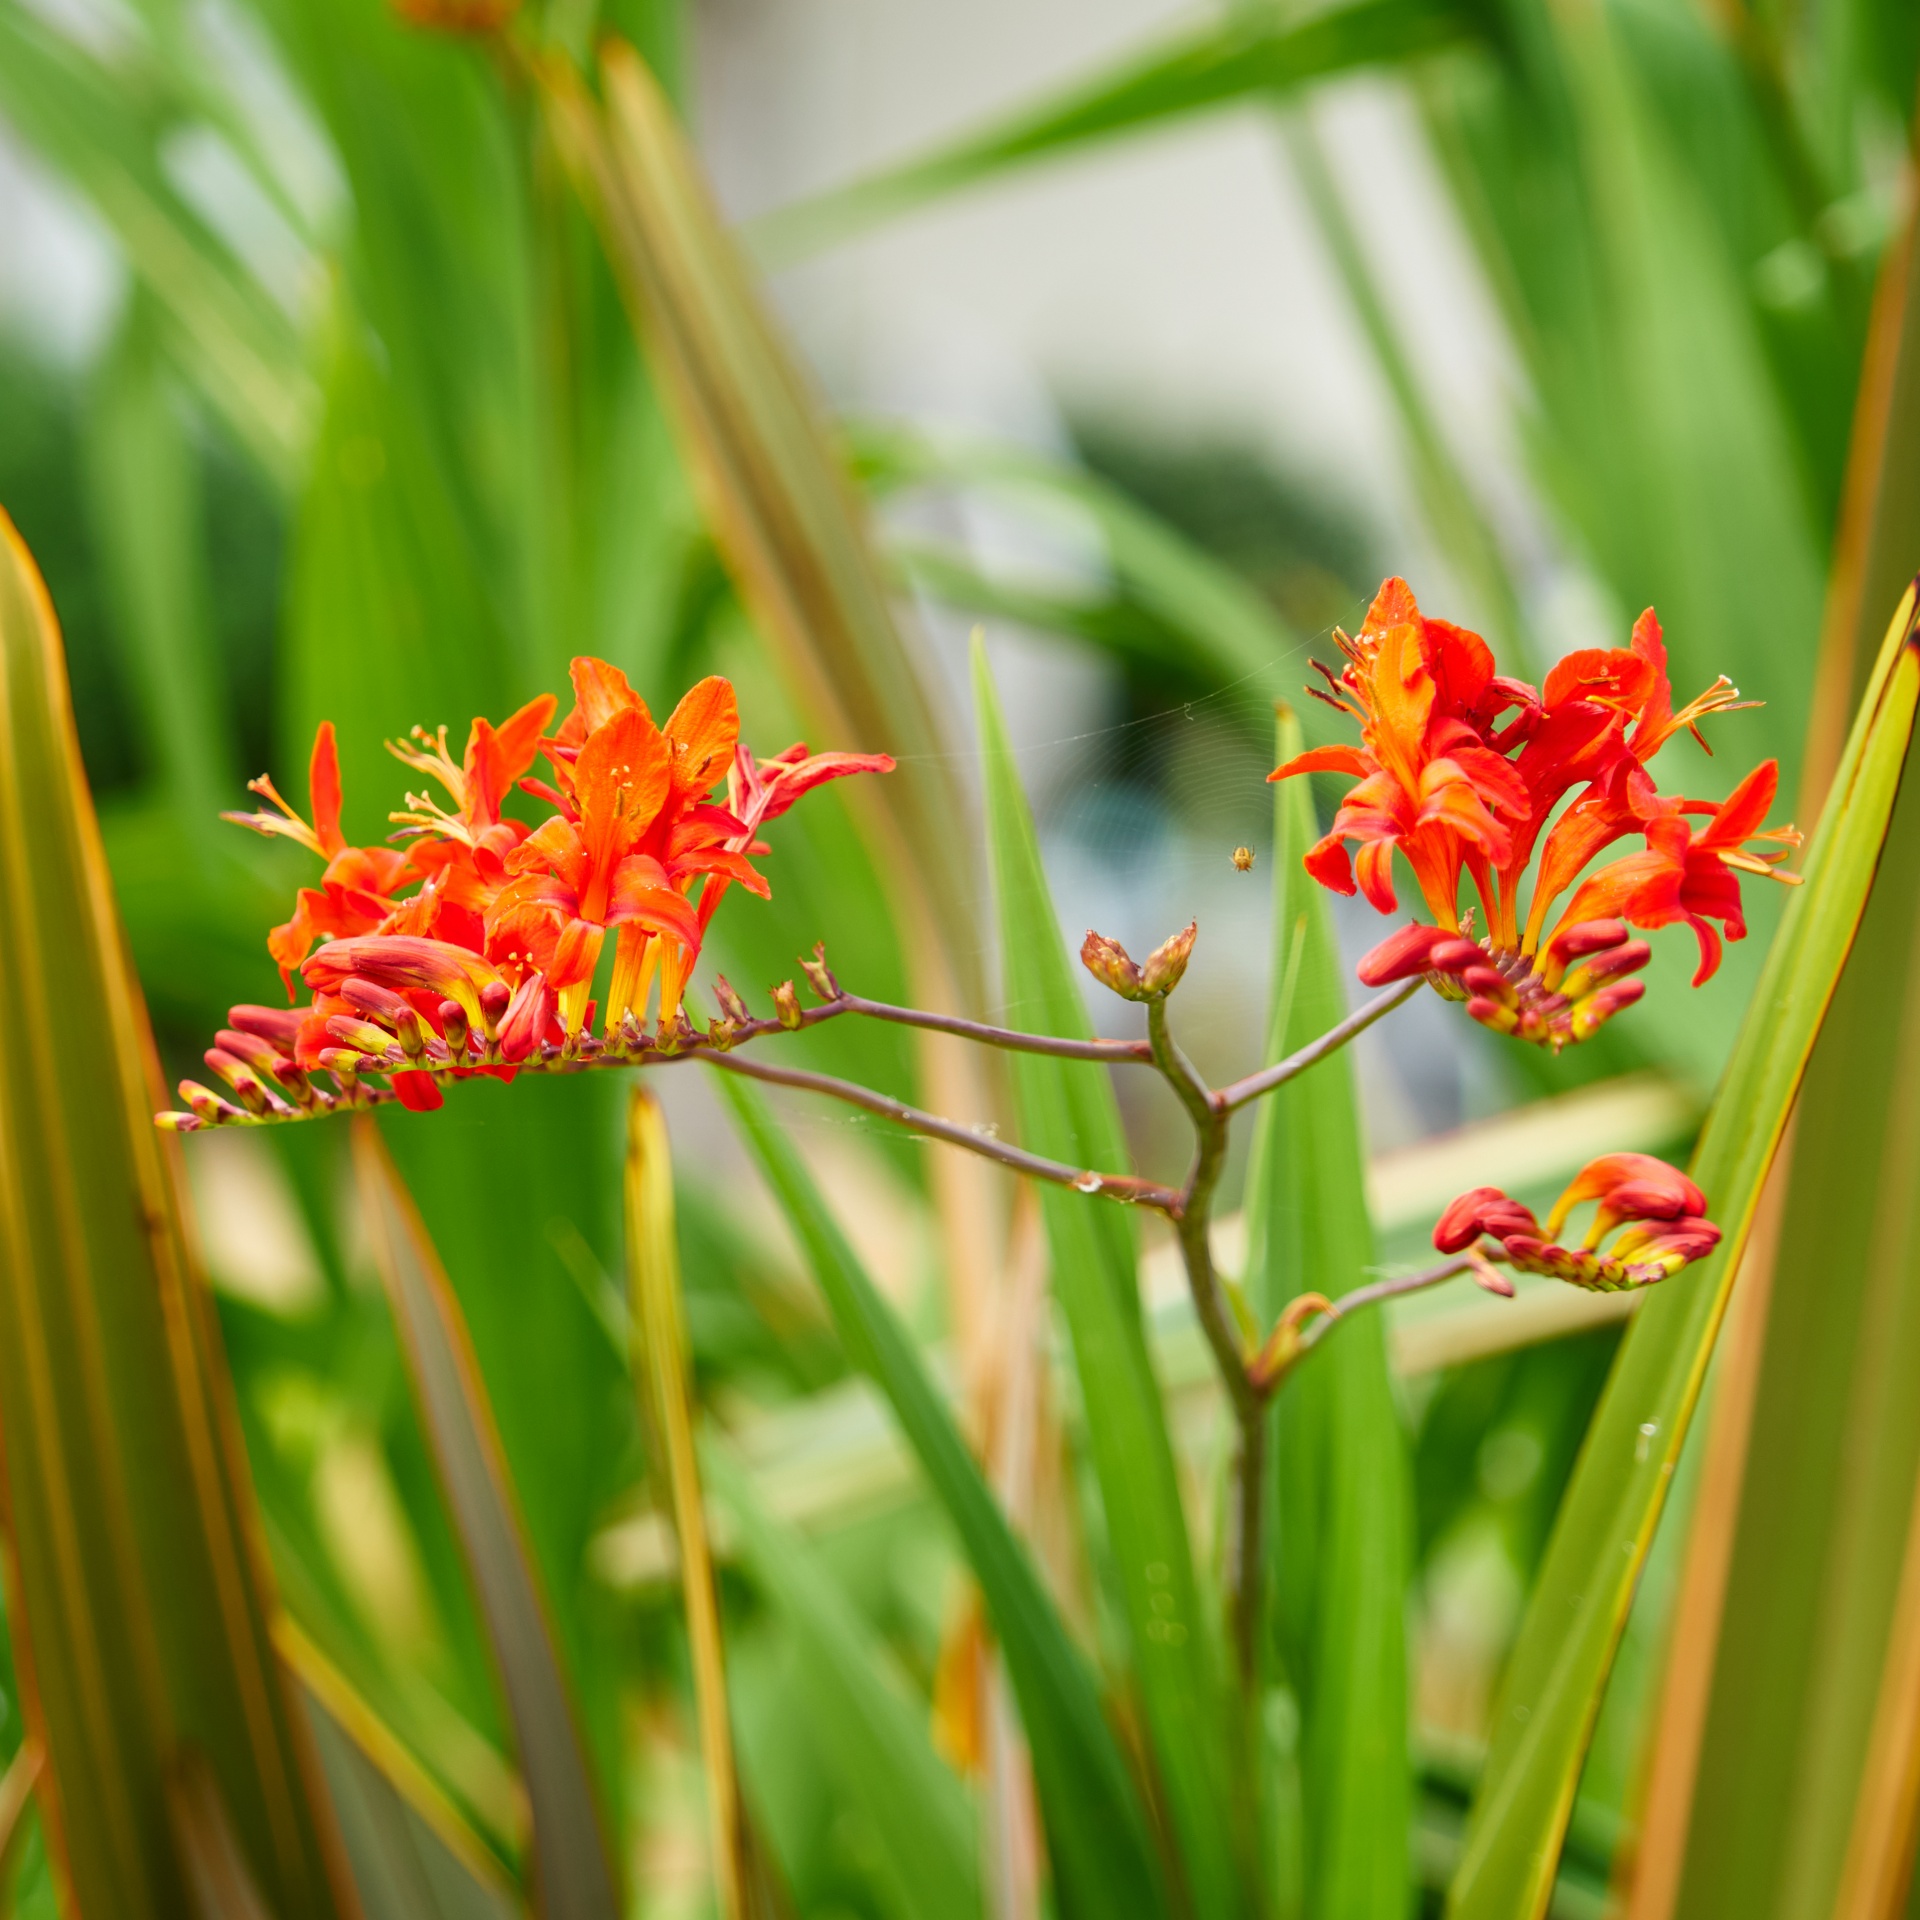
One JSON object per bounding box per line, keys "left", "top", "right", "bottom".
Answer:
{"left": 698, "top": 1049, "right": 1180, "bottom": 1212}
{"left": 833, "top": 991, "right": 1153, "bottom": 1064}
{"left": 1215, "top": 978, "right": 1422, "bottom": 1112}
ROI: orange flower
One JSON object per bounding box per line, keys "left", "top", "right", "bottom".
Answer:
{"left": 191, "top": 662, "right": 893, "bottom": 1128}
{"left": 1273, "top": 579, "right": 1799, "bottom": 1047}
{"left": 1433, "top": 1152, "right": 1720, "bottom": 1292}
{"left": 224, "top": 722, "right": 415, "bottom": 992}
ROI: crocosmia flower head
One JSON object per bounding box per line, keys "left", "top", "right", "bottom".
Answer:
{"left": 1433, "top": 1152, "right": 1721, "bottom": 1293}
{"left": 162, "top": 660, "right": 892, "bottom": 1130}
{"left": 1272, "top": 581, "right": 1801, "bottom": 1049}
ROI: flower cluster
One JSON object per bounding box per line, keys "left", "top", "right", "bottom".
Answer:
{"left": 1272, "top": 579, "right": 1802, "bottom": 1048}
{"left": 158, "top": 659, "right": 891, "bottom": 1128}
{"left": 1434, "top": 1153, "right": 1722, "bottom": 1293}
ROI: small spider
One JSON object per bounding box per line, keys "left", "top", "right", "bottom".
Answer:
{"left": 1232, "top": 846, "right": 1255, "bottom": 873}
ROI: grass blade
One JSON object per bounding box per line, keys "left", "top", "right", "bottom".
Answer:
{"left": 1244, "top": 707, "right": 1411, "bottom": 1918}
{"left": 707, "top": 1068, "right": 1171, "bottom": 1920}
{"left": 624, "top": 1090, "right": 749, "bottom": 1920}
{"left": 973, "top": 639, "right": 1248, "bottom": 1919}
{"left": 353, "top": 1122, "right": 622, "bottom": 1920}
{"left": 745, "top": 0, "right": 1477, "bottom": 264}
{"left": 1448, "top": 580, "right": 1920, "bottom": 1920}
{"left": 0, "top": 508, "right": 353, "bottom": 1917}
{"left": 704, "top": 1444, "right": 981, "bottom": 1920}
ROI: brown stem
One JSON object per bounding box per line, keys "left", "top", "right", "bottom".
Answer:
{"left": 1215, "top": 979, "right": 1420, "bottom": 1113}
{"left": 698, "top": 1049, "right": 1180, "bottom": 1212}
{"left": 832, "top": 990, "right": 1153, "bottom": 1064}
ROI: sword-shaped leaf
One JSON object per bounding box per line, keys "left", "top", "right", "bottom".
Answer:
{"left": 1448, "top": 580, "right": 1920, "bottom": 1919}
{"left": 973, "top": 639, "right": 1249, "bottom": 1920}
{"left": 1244, "top": 708, "right": 1412, "bottom": 1918}
{"left": 0, "top": 510, "right": 353, "bottom": 1917}
{"left": 744, "top": 0, "right": 1478, "bottom": 264}
{"left": 353, "top": 1123, "right": 623, "bottom": 1920}
{"left": 708, "top": 1068, "right": 1170, "bottom": 1920}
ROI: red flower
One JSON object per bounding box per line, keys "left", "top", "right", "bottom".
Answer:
{"left": 224, "top": 723, "right": 415, "bottom": 992}
{"left": 1272, "top": 580, "right": 1799, "bottom": 1046}
{"left": 1433, "top": 1152, "right": 1721, "bottom": 1292}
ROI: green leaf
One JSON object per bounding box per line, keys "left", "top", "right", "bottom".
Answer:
{"left": 744, "top": 0, "right": 1478, "bottom": 264}
{"left": 703, "top": 1444, "right": 980, "bottom": 1920}
{"left": 0, "top": 510, "right": 354, "bottom": 1917}
{"left": 285, "top": 1623, "right": 525, "bottom": 1920}
{"left": 855, "top": 423, "right": 1300, "bottom": 717}
{"left": 1618, "top": 193, "right": 1920, "bottom": 1920}
{"left": 541, "top": 43, "right": 981, "bottom": 999}
{"left": 707, "top": 1066, "right": 1171, "bottom": 1920}
{"left": 972, "top": 637, "right": 1249, "bottom": 1920}
{"left": 353, "top": 1122, "right": 624, "bottom": 1920}
{"left": 1244, "top": 707, "right": 1412, "bottom": 1918}
{"left": 0, "top": 2, "right": 313, "bottom": 480}
{"left": 624, "top": 1090, "right": 751, "bottom": 1920}
{"left": 1448, "top": 581, "right": 1920, "bottom": 1920}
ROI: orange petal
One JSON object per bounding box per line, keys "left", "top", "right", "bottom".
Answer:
{"left": 310, "top": 722, "right": 345, "bottom": 857}
{"left": 575, "top": 709, "right": 672, "bottom": 898}
{"left": 569, "top": 656, "right": 649, "bottom": 734}
{"left": 663, "top": 676, "right": 740, "bottom": 803}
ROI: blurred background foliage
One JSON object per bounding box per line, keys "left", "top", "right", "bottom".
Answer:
{"left": 0, "top": 0, "right": 1917, "bottom": 1912}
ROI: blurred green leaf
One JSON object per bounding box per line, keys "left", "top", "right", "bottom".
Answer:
{"left": 745, "top": 0, "right": 1481, "bottom": 265}
{"left": 706, "top": 1444, "right": 980, "bottom": 1920}
{"left": 543, "top": 43, "right": 978, "bottom": 998}
{"left": 0, "top": 2, "right": 314, "bottom": 478}
{"left": 857, "top": 423, "right": 1300, "bottom": 720}
{"left": 1449, "top": 580, "right": 1920, "bottom": 1920}
{"left": 973, "top": 638, "right": 1249, "bottom": 1919}
{"left": 0, "top": 511, "right": 353, "bottom": 1916}
{"left": 625, "top": 1090, "right": 752, "bottom": 1920}
{"left": 354, "top": 1122, "right": 624, "bottom": 1920}
{"left": 708, "top": 1066, "right": 1171, "bottom": 1920}
{"left": 1245, "top": 706, "right": 1412, "bottom": 1918}
{"left": 286, "top": 1624, "right": 525, "bottom": 1920}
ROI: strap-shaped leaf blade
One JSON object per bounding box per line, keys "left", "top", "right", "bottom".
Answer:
{"left": 1245, "top": 709, "right": 1412, "bottom": 1917}
{"left": 746, "top": 0, "right": 1478, "bottom": 263}
{"left": 708, "top": 1068, "right": 1170, "bottom": 1919}
{"left": 973, "top": 640, "right": 1249, "bottom": 1920}
{"left": 704, "top": 1443, "right": 980, "bottom": 1920}
{"left": 0, "top": 509, "right": 354, "bottom": 1917}
{"left": 1449, "top": 582, "right": 1920, "bottom": 1919}
{"left": 353, "top": 1124, "right": 623, "bottom": 1920}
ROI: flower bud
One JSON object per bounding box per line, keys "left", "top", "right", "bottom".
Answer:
{"left": 714, "top": 975, "right": 751, "bottom": 1026}
{"left": 1081, "top": 931, "right": 1144, "bottom": 999}
{"left": 1357, "top": 923, "right": 1454, "bottom": 986}
{"left": 1141, "top": 922, "right": 1197, "bottom": 997}
{"left": 772, "top": 980, "right": 804, "bottom": 1029}
{"left": 799, "top": 943, "right": 840, "bottom": 1002}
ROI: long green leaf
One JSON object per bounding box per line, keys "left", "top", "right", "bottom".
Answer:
{"left": 1448, "top": 580, "right": 1920, "bottom": 1919}
{"left": 707, "top": 1067, "right": 1170, "bottom": 1920}
{"left": 704, "top": 1444, "right": 980, "bottom": 1920}
{"left": 0, "top": 509, "right": 353, "bottom": 1917}
{"left": 745, "top": 0, "right": 1478, "bottom": 264}
{"left": 973, "top": 639, "right": 1249, "bottom": 1919}
{"left": 284, "top": 1621, "right": 525, "bottom": 1920}
{"left": 856, "top": 423, "right": 1300, "bottom": 713}
{"left": 0, "top": 2, "right": 313, "bottom": 479}
{"left": 353, "top": 1122, "right": 623, "bottom": 1920}
{"left": 1244, "top": 707, "right": 1411, "bottom": 1918}
{"left": 1623, "top": 175, "right": 1920, "bottom": 1920}
{"left": 541, "top": 43, "right": 977, "bottom": 989}
{"left": 625, "top": 1090, "right": 750, "bottom": 1920}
